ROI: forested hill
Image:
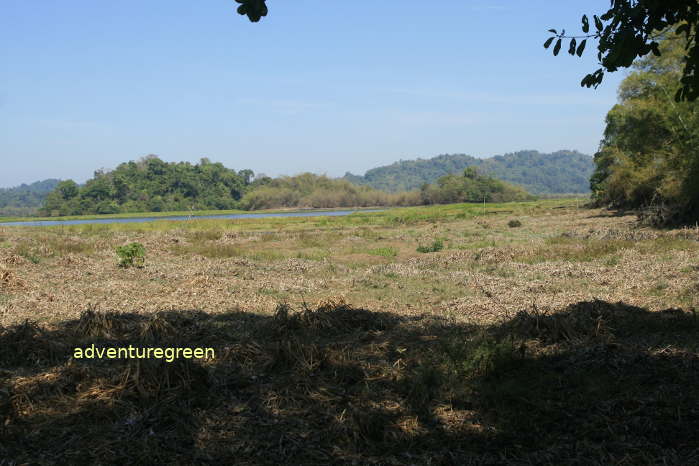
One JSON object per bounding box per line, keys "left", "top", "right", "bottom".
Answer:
{"left": 344, "top": 150, "right": 594, "bottom": 194}
{"left": 0, "top": 179, "right": 61, "bottom": 216}
{"left": 39, "top": 156, "right": 254, "bottom": 216}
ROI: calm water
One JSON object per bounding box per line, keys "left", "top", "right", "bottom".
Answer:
{"left": 0, "top": 209, "right": 384, "bottom": 227}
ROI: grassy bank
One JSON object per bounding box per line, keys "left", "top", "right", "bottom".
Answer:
{"left": 0, "top": 198, "right": 569, "bottom": 225}
{"left": 0, "top": 205, "right": 387, "bottom": 224}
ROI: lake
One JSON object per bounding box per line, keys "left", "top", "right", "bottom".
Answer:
{"left": 0, "top": 209, "right": 384, "bottom": 227}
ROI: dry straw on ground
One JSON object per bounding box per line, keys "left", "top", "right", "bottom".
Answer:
{"left": 1, "top": 203, "right": 698, "bottom": 463}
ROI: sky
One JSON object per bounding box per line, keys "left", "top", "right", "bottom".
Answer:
{"left": 0, "top": 0, "right": 627, "bottom": 188}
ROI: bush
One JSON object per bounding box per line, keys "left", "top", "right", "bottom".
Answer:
{"left": 116, "top": 242, "right": 146, "bottom": 268}
{"left": 416, "top": 238, "right": 444, "bottom": 253}
{"left": 508, "top": 219, "right": 522, "bottom": 228}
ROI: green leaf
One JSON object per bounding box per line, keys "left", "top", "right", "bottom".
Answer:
{"left": 553, "top": 39, "right": 562, "bottom": 56}
{"left": 568, "top": 38, "right": 577, "bottom": 55}
{"left": 576, "top": 39, "right": 587, "bottom": 57}
{"left": 548, "top": 29, "right": 558, "bottom": 34}
{"left": 582, "top": 15, "right": 590, "bottom": 33}
{"left": 594, "top": 15, "right": 603, "bottom": 32}
{"left": 544, "top": 37, "right": 555, "bottom": 49}
{"left": 235, "top": 0, "right": 268, "bottom": 22}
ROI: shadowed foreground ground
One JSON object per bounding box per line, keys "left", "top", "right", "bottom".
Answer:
{"left": 2, "top": 299, "right": 698, "bottom": 465}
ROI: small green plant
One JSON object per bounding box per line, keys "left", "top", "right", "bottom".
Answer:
{"left": 116, "top": 242, "right": 146, "bottom": 268}
{"left": 461, "top": 338, "right": 519, "bottom": 377}
{"left": 508, "top": 219, "right": 522, "bottom": 228}
{"left": 604, "top": 255, "right": 620, "bottom": 266}
{"left": 417, "top": 238, "right": 444, "bottom": 253}
{"left": 15, "top": 243, "right": 41, "bottom": 264}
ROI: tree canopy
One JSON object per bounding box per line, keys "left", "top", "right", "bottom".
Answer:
{"left": 419, "top": 168, "right": 535, "bottom": 205}
{"left": 39, "top": 156, "right": 254, "bottom": 216}
{"left": 590, "top": 30, "right": 699, "bottom": 224}
{"left": 234, "top": 0, "right": 699, "bottom": 101}
{"left": 545, "top": 1, "right": 699, "bottom": 101}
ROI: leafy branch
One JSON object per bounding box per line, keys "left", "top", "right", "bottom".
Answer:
{"left": 545, "top": 3, "right": 699, "bottom": 101}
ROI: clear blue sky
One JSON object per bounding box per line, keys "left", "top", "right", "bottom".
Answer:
{"left": 1, "top": 0, "right": 626, "bottom": 188}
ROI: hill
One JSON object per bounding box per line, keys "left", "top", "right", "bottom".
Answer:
{"left": 0, "top": 179, "right": 61, "bottom": 216}
{"left": 344, "top": 150, "right": 594, "bottom": 194}
{"left": 39, "top": 156, "right": 253, "bottom": 216}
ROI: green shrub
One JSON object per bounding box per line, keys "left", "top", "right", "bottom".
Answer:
{"left": 416, "top": 238, "right": 444, "bottom": 253}
{"left": 116, "top": 242, "right": 146, "bottom": 268}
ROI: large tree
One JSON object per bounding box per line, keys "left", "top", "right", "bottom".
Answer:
{"left": 590, "top": 31, "right": 699, "bottom": 224}
{"left": 234, "top": 0, "right": 699, "bottom": 101}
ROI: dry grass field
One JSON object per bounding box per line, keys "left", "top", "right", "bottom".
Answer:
{"left": 1, "top": 201, "right": 698, "bottom": 464}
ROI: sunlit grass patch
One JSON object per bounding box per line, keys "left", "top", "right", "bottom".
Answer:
{"left": 258, "top": 287, "right": 288, "bottom": 299}
{"left": 516, "top": 236, "right": 632, "bottom": 263}
{"left": 259, "top": 232, "right": 281, "bottom": 242}
{"left": 649, "top": 280, "right": 670, "bottom": 296}
{"left": 248, "top": 250, "right": 286, "bottom": 261}
{"left": 454, "top": 239, "right": 498, "bottom": 250}
{"left": 171, "top": 243, "right": 244, "bottom": 259}
{"left": 295, "top": 249, "right": 331, "bottom": 261}
{"left": 604, "top": 255, "right": 620, "bottom": 266}
{"left": 417, "top": 239, "right": 444, "bottom": 253}
{"left": 634, "top": 237, "right": 699, "bottom": 254}
{"left": 296, "top": 232, "right": 325, "bottom": 248}
{"left": 365, "top": 247, "right": 399, "bottom": 258}
{"left": 356, "top": 227, "right": 382, "bottom": 241}
{"left": 470, "top": 262, "right": 516, "bottom": 279}
{"left": 45, "top": 236, "right": 95, "bottom": 256}
{"left": 13, "top": 242, "right": 42, "bottom": 263}
{"left": 186, "top": 229, "right": 223, "bottom": 242}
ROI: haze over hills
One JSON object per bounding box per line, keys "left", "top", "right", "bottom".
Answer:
{"left": 344, "top": 150, "right": 594, "bottom": 195}
{"left": 0, "top": 179, "right": 61, "bottom": 216}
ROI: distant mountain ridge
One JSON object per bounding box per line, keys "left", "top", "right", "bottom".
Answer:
{"left": 344, "top": 150, "right": 594, "bottom": 194}
{"left": 0, "top": 179, "right": 61, "bottom": 216}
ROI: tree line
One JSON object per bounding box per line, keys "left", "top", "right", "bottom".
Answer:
{"left": 38, "top": 159, "right": 536, "bottom": 216}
